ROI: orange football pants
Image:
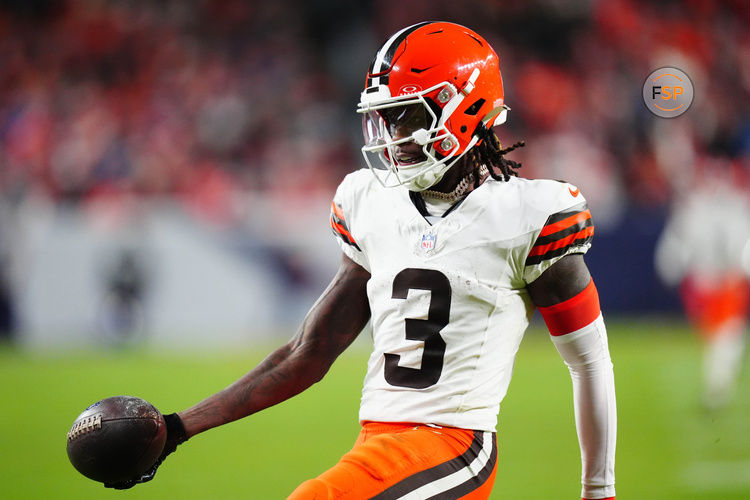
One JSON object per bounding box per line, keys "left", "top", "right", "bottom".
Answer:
{"left": 288, "top": 422, "right": 497, "bottom": 499}
{"left": 680, "top": 275, "right": 750, "bottom": 338}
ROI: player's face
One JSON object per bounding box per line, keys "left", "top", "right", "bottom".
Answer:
{"left": 378, "top": 104, "right": 429, "bottom": 165}
{"left": 380, "top": 104, "right": 429, "bottom": 138}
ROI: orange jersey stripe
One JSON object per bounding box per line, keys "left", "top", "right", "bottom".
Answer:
{"left": 528, "top": 225, "right": 595, "bottom": 257}
{"left": 331, "top": 201, "right": 345, "bottom": 221}
{"left": 330, "top": 201, "right": 360, "bottom": 249}
{"left": 538, "top": 210, "right": 592, "bottom": 237}
{"left": 330, "top": 217, "right": 357, "bottom": 243}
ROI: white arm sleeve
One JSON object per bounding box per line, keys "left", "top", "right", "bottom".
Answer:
{"left": 551, "top": 314, "right": 616, "bottom": 499}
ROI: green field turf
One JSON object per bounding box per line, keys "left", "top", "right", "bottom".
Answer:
{"left": 2, "top": 319, "right": 750, "bottom": 499}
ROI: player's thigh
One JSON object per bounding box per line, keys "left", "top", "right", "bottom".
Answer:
{"left": 288, "top": 424, "right": 497, "bottom": 499}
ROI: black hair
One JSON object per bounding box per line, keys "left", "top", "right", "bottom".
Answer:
{"left": 468, "top": 124, "right": 525, "bottom": 187}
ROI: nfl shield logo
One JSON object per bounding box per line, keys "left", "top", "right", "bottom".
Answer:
{"left": 420, "top": 233, "right": 436, "bottom": 252}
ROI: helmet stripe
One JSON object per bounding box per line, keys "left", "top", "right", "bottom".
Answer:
{"left": 368, "top": 21, "right": 433, "bottom": 88}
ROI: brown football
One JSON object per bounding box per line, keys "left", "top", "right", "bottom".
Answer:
{"left": 66, "top": 396, "right": 166, "bottom": 484}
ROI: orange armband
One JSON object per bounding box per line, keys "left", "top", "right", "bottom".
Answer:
{"left": 537, "top": 279, "right": 601, "bottom": 336}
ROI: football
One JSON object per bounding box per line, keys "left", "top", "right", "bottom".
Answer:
{"left": 66, "top": 395, "right": 167, "bottom": 484}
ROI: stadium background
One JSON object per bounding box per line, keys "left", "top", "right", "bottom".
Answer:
{"left": 1, "top": 0, "right": 748, "bottom": 498}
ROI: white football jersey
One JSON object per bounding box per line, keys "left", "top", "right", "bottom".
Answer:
{"left": 330, "top": 169, "right": 593, "bottom": 432}
{"left": 655, "top": 178, "right": 750, "bottom": 285}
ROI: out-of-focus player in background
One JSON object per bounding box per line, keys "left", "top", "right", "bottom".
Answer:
{"left": 656, "top": 160, "right": 750, "bottom": 411}
{"left": 108, "top": 22, "right": 617, "bottom": 499}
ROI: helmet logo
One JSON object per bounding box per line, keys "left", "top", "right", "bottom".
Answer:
{"left": 398, "top": 84, "right": 422, "bottom": 95}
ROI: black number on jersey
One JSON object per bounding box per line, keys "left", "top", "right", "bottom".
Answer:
{"left": 384, "top": 268, "right": 451, "bottom": 389}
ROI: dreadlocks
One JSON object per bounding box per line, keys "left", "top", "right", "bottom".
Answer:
{"left": 419, "top": 125, "right": 526, "bottom": 202}
{"left": 468, "top": 124, "right": 525, "bottom": 187}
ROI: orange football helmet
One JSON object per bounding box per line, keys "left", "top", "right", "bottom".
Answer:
{"left": 358, "top": 21, "right": 508, "bottom": 191}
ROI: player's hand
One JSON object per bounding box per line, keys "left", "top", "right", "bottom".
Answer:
{"left": 104, "top": 413, "right": 188, "bottom": 489}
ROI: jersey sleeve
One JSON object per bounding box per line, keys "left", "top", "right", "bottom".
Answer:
{"left": 523, "top": 184, "right": 594, "bottom": 284}
{"left": 330, "top": 173, "right": 371, "bottom": 272}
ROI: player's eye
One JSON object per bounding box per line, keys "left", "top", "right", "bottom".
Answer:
{"left": 379, "top": 104, "right": 429, "bottom": 136}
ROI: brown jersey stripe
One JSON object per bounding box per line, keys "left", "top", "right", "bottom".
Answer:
{"left": 533, "top": 215, "right": 594, "bottom": 247}
{"left": 330, "top": 218, "right": 354, "bottom": 241}
{"left": 330, "top": 201, "right": 346, "bottom": 221}
{"left": 330, "top": 218, "right": 360, "bottom": 250}
{"left": 538, "top": 209, "right": 592, "bottom": 238}
{"left": 330, "top": 202, "right": 361, "bottom": 251}
{"left": 526, "top": 203, "right": 594, "bottom": 266}
{"left": 528, "top": 225, "right": 595, "bottom": 257}
{"left": 525, "top": 232, "right": 594, "bottom": 266}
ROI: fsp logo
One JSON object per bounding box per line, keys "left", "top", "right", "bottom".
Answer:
{"left": 642, "top": 67, "right": 693, "bottom": 118}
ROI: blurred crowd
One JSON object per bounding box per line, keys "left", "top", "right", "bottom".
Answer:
{"left": 0, "top": 0, "right": 363, "bottom": 227}
{"left": 1, "top": 0, "right": 749, "bottom": 338}
{"left": 1, "top": 0, "right": 748, "bottom": 220}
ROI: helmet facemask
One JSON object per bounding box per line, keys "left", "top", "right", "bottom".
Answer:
{"left": 358, "top": 75, "right": 480, "bottom": 192}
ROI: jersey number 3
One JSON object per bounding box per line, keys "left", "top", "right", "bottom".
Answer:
{"left": 384, "top": 268, "right": 452, "bottom": 389}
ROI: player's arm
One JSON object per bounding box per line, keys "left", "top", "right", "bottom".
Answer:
{"left": 180, "top": 252, "right": 371, "bottom": 436}
{"left": 107, "top": 253, "right": 370, "bottom": 489}
{"left": 526, "top": 254, "right": 616, "bottom": 500}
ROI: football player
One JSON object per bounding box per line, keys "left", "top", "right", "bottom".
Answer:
{"left": 109, "top": 22, "right": 616, "bottom": 499}
{"left": 656, "top": 163, "right": 750, "bottom": 411}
